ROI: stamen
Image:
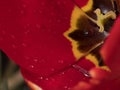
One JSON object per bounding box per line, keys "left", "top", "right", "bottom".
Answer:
{"left": 75, "top": 8, "right": 116, "bottom": 33}
{"left": 94, "top": 8, "right": 116, "bottom": 32}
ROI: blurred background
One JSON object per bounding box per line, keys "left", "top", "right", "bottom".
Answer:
{"left": 0, "top": 50, "right": 30, "bottom": 90}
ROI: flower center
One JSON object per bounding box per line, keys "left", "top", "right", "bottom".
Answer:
{"left": 94, "top": 8, "right": 116, "bottom": 32}
{"left": 80, "top": 8, "right": 116, "bottom": 32}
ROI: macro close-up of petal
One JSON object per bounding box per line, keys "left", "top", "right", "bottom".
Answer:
{"left": 0, "top": 0, "right": 120, "bottom": 90}
{"left": 0, "top": 0, "right": 93, "bottom": 90}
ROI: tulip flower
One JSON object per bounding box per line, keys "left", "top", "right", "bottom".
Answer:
{"left": 0, "top": 0, "right": 120, "bottom": 90}
{"left": 73, "top": 15, "right": 120, "bottom": 90}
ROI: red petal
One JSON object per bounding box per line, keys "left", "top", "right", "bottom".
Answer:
{"left": 0, "top": 0, "right": 92, "bottom": 89}
{"left": 0, "top": 0, "right": 76, "bottom": 77}
{"left": 101, "top": 16, "right": 120, "bottom": 74}
{"left": 73, "top": 67, "right": 120, "bottom": 90}
{"left": 21, "top": 58, "right": 94, "bottom": 90}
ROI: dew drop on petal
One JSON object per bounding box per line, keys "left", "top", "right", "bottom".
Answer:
{"left": 68, "top": 87, "right": 71, "bottom": 90}
{"left": 64, "top": 86, "right": 68, "bottom": 89}
{"left": 39, "top": 76, "right": 43, "bottom": 80}
{"left": 30, "top": 65, "right": 34, "bottom": 69}
{"left": 45, "top": 78, "right": 49, "bottom": 81}
{"left": 34, "top": 58, "right": 39, "bottom": 62}
{"left": 61, "top": 72, "right": 65, "bottom": 75}
{"left": 58, "top": 60, "right": 64, "bottom": 64}
{"left": 51, "top": 78, "right": 55, "bottom": 81}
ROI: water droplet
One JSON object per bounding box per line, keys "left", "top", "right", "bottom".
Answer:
{"left": 61, "top": 72, "right": 65, "bottom": 75}
{"left": 64, "top": 86, "right": 68, "bottom": 89}
{"left": 58, "top": 60, "right": 64, "bottom": 64}
{"left": 30, "top": 65, "right": 34, "bottom": 69}
{"left": 45, "top": 78, "right": 49, "bottom": 80}
{"left": 39, "top": 76, "right": 43, "bottom": 80}
{"left": 34, "top": 58, "right": 39, "bottom": 62}
{"left": 68, "top": 87, "right": 71, "bottom": 90}
{"left": 51, "top": 78, "right": 55, "bottom": 81}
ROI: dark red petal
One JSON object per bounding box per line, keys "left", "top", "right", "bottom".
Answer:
{"left": 101, "top": 16, "right": 120, "bottom": 74}
{"left": 21, "top": 58, "right": 94, "bottom": 90}
{"left": 0, "top": 0, "right": 76, "bottom": 77}
{"left": 0, "top": 0, "right": 92, "bottom": 89}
